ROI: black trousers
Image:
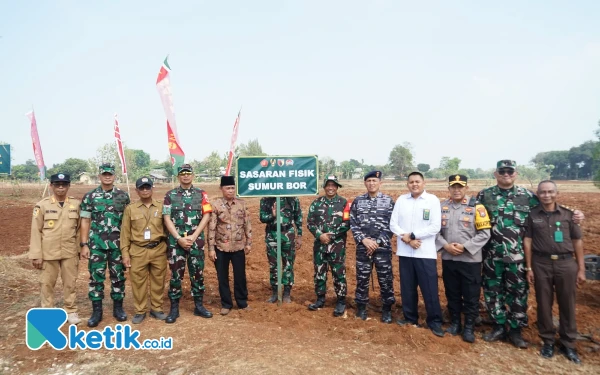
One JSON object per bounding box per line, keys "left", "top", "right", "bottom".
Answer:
{"left": 214, "top": 248, "right": 248, "bottom": 309}
{"left": 399, "top": 256, "right": 442, "bottom": 327}
{"left": 442, "top": 260, "right": 482, "bottom": 321}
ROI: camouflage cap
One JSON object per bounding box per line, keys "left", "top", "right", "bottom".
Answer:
{"left": 177, "top": 163, "right": 193, "bottom": 174}
{"left": 496, "top": 160, "right": 517, "bottom": 170}
{"left": 99, "top": 163, "right": 115, "bottom": 175}
{"left": 323, "top": 175, "right": 342, "bottom": 188}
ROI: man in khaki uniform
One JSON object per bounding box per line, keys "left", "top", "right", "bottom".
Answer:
{"left": 29, "top": 173, "right": 81, "bottom": 324}
{"left": 120, "top": 177, "right": 168, "bottom": 324}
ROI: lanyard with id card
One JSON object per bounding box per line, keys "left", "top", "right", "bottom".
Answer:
{"left": 142, "top": 208, "right": 156, "bottom": 241}
{"left": 423, "top": 209, "right": 430, "bottom": 220}
{"left": 554, "top": 221, "right": 563, "bottom": 243}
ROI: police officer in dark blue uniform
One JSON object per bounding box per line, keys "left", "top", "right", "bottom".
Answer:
{"left": 350, "top": 170, "right": 396, "bottom": 323}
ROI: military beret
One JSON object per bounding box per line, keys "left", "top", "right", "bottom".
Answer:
{"left": 50, "top": 173, "right": 71, "bottom": 183}
{"left": 99, "top": 163, "right": 115, "bottom": 175}
{"left": 177, "top": 163, "right": 193, "bottom": 174}
{"left": 364, "top": 170, "right": 382, "bottom": 181}
{"left": 448, "top": 174, "right": 467, "bottom": 186}
{"left": 323, "top": 175, "right": 342, "bottom": 188}
{"left": 496, "top": 160, "right": 517, "bottom": 170}
{"left": 135, "top": 176, "right": 153, "bottom": 189}
{"left": 220, "top": 175, "right": 235, "bottom": 187}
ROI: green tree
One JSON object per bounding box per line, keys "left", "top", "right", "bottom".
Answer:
{"left": 339, "top": 161, "right": 355, "bottom": 179}
{"left": 238, "top": 139, "right": 266, "bottom": 156}
{"left": 11, "top": 159, "right": 40, "bottom": 181}
{"left": 47, "top": 158, "right": 90, "bottom": 177}
{"left": 388, "top": 143, "right": 414, "bottom": 178}
{"left": 439, "top": 156, "right": 461, "bottom": 176}
{"left": 518, "top": 164, "right": 552, "bottom": 189}
{"left": 201, "top": 151, "right": 225, "bottom": 177}
{"left": 417, "top": 163, "right": 430, "bottom": 173}
{"left": 531, "top": 150, "right": 569, "bottom": 179}
{"left": 594, "top": 122, "right": 600, "bottom": 188}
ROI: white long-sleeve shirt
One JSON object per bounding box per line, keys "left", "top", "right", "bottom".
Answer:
{"left": 390, "top": 191, "right": 441, "bottom": 259}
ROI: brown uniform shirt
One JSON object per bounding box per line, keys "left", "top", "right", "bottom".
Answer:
{"left": 120, "top": 199, "right": 166, "bottom": 258}
{"left": 208, "top": 197, "right": 252, "bottom": 252}
{"left": 525, "top": 205, "right": 582, "bottom": 254}
{"left": 29, "top": 196, "right": 81, "bottom": 260}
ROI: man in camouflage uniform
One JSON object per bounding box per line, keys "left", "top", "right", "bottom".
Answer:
{"left": 306, "top": 175, "right": 351, "bottom": 316}
{"left": 163, "top": 164, "right": 213, "bottom": 323}
{"left": 477, "top": 160, "right": 583, "bottom": 348}
{"left": 259, "top": 196, "right": 303, "bottom": 303}
{"left": 350, "top": 170, "right": 395, "bottom": 323}
{"left": 80, "top": 163, "right": 130, "bottom": 327}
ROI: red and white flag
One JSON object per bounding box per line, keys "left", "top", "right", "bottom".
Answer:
{"left": 114, "top": 114, "right": 127, "bottom": 174}
{"left": 225, "top": 108, "right": 242, "bottom": 176}
{"left": 25, "top": 110, "right": 46, "bottom": 181}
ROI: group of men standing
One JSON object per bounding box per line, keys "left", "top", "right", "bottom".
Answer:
{"left": 28, "top": 159, "right": 587, "bottom": 364}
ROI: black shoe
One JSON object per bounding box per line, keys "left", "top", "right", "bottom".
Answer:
{"left": 193, "top": 296, "right": 213, "bottom": 318}
{"left": 132, "top": 313, "right": 146, "bottom": 324}
{"left": 462, "top": 318, "right": 475, "bottom": 343}
{"left": 474, "top": 315, "right": 483, "bottom": 326}
{"left": 507, "top": 328, "right": 528, "bottom": 349}
{"left": 112, "top": 300, "right": 127, "bottom": 322}
{"left": 560, "top": 346, "right": 581, "bottom": 365}
{"left": 165, "top": 299, "right": 179, "bottom": 324}
{"left": 333, "top": 296, "right": 346, "bottom": 317}
{"left": 446, "top": 317, "right": 462, "bottom": 336}
{"left": 430, "top": 325, "right": 445, "bottom": 337}
{"left": 266, "top": 286, "right": 278, "bottom": 303}
{"left": 356, "top": 303, "right": 367, "bottom": 320}
{"left": 150, "top": 310, "right": 168, "bottom": 320}
{"left": 483, "top": 324, "right": 506, "bottom": 342}
{"left": 283, "top": 285, "right": 292, "bottom": 304}
{"left": 87, "top": 300, "right": 103, "bottom": 327}
{"left": 396, "top": 318, "right": 419, "bottom": 327}
{"left": 381, "top": 304, "right": 392, "bottom": 324}
{"left": 308, "top": 295, "right": 325, "bottom": 311}
{"left": 540, "top": 343, "right": 554, "bottom": 359}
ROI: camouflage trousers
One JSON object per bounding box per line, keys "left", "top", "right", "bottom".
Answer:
{"left": 355, "top": 247, "right": 395, "bottom": 306}
{"left": 313, "top": 241, "right": 347, "bottom": 297}
{"left": 265, "top": 232, "right": 296, "bottom": 286}
{"left": 167, "top": 245, "right": 205, "bottom": 300}
{"left": 482, "top": 258, "right": 529, "bottom": 329}
{"left": 88, "top": 246, "right": 125, "bottom": 301}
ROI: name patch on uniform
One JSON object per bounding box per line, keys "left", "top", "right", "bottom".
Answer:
{"left": 376, "top": 198, "right": 390, "bottom": 208}
{"left": 46, "top": 210, "right": 57, "bottom": 214}
{"left": 357, "top": 200, "right": 370, "bottom": 208}
{"left": 465, "top": 208, "right": 473, "bottom": 212}
{"left": 532, "top": 219, "right": 543, "bottom": 223}
{"left": 442, "top": 206, "right": 449, "bottom": 210}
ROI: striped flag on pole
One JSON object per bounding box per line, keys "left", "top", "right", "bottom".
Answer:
{"left": 25, "top": 110, "right": 46, "bottom": 181}
{"left": 114, "top": 114, "right": 127, "bottom": 174}
{"left": 225, "top": 108, "right": 242, "bottom": 176}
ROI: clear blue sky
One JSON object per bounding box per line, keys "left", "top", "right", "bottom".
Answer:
{"left": 1, "top": 0, "right": 599, "bottom": 170}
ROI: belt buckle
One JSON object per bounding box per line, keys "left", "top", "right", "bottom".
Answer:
{"left": 550, "top": 255, "right": 559, "bottom": 260}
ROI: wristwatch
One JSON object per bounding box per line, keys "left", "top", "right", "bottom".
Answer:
{"left": 524, "top": 267, "right": 532, "bottom": 271}
{"left": 410, "top": 233, "right": 416, "bottom": 240}
{"left": 79, "top": 242, "right": 88, "bottom": 247}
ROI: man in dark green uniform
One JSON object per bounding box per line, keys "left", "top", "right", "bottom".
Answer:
{"left": 163, "top": 164, "right": 213, "bottom": 323}
{"left": 80, "top": 163, "right": 130, "bottom": 327}
{"left": 306, "top": 175, "right": 351, "bottom": 316}
{"left": 259, "top": 196, "right": 303, "bottom": 303}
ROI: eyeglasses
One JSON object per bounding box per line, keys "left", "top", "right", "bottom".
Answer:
{"left": 178, "top": 172, "right": 193, "bottom": 176}
{"left": 52, "top": 182, "right": 69, "bottom": 187}
{"left": 137, "top": 185, "right": 152, "bottom": 191}
{"left": 497, "top": 169, "right": 515, "bottom": 176}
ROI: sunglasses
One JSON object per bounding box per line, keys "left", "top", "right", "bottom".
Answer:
{"left": 178, "top": 171, "right": 193, "bottom": 176}
{"left": 497, "top": 169, "right": 515, "bottom": 176}
{"left": 52, "top": 182, "right": 70, "bottom": 187}
{"left": 137, "top": 185, "right": 152, "bottom": 191}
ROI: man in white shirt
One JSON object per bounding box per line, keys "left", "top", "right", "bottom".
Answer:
{"left": 390, "top": 172, "right": 444, "bottom": 337}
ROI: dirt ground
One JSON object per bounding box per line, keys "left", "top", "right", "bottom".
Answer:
{"left": 1, "top": 181, "right": 599, "bottom": 375}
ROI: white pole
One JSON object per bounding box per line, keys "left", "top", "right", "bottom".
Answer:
{"left": 125, "top": 173, "right": 131, "bottom": 197}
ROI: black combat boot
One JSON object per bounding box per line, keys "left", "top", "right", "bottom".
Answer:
{"left": 445, "top": 315, "right": 462, "bottom": 336}
{"left": 165, "top": 299, "right": 179, "bottom": 324}
{"left": 462, "top": 317, "right": 475, "bottom": 343}
{"left": 356, "top": 303, "right": 367, "bottom": 320}
{"left": 266, "top": 285, "right": 278, "bottom": 303}
{"left": 507, "top": 327, "right": 528, "bottom": 349}
{"left": 283, "top": 285, "right": 292, "bottom": 303}
{"left": 193, "top": 295, "right": 213, "bottom": 318}
{"left": 381, "top": 304, "right": 393, "bottom": 324}
{"left": 87, "top": 300, "right": 103, "bottom": 327}
{"left": 333, "top": 296, "right": 346, "bottom": 317}
{"left": 483, "top": 324, "right": 506, "bottom": 342}
{"left": 308, "top": 295, "right": 325, "bottom": 311}
{"left": 112, "top": 300, "right": 127, "bottom": 322}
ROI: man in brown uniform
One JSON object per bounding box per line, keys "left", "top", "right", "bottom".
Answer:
{"left": 29, "top": 173, "right": 81, "bottom": 324}
{"left": 208, "top": 175, "right": 252, "bottom": 315}
{"left": 524, "top": 180, "right": 585, "bottom": 364}
{"left": 120, "top": 177, "right": 168, "bottom": 324}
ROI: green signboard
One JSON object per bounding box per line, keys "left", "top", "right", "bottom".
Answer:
{"left": 0, "top": 144, "right": 10, "bottom": 175}
{"left": 236, "top": 155, "right": 319, "bottom": 197}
